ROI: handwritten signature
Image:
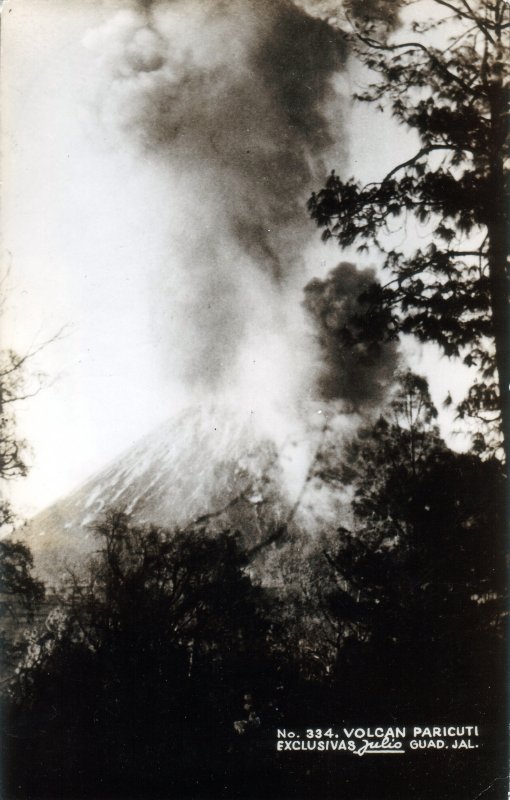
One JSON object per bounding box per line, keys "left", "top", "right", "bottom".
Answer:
{"left": 354, "top": 736, "right": 404, "bottom": 757}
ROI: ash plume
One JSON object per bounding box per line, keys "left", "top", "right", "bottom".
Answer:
{"left": 304, "top": 262, "right": 399, "bottom": 409}
{"left": 86, "top": 0, "right": 346, "bottom": 396}
{"left": 83, "top": 0, "right": 402, "bottom": 520}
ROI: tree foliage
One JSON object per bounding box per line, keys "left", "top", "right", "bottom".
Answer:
{"left": 2, "top": 471, "right": 506, "bottom": 796}
{"left": 308, "top": 0, "right": 510, "bottom": 460}
{"left": 320, "top": 372, "right": 507, "bottom": 717}
{"left": 0, "top": 540, "right": 45, "bottom": 672}
{"left": 4, "top": 513, "right": 288, "bottom": 797}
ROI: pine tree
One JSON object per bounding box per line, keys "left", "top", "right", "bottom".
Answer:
{"left": 309, "top": 0, "right": 509, "bottom": 460}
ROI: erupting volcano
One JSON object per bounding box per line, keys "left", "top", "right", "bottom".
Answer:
{"left": 19, "top": 0, "right": 398, "bottom": 582}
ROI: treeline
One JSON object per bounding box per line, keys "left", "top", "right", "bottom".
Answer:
{"left": 1, "top": 375, "right": 507, "bottom": 799}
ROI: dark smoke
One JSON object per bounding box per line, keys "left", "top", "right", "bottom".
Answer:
{"left": 304, "top": 262, "right": 399, "bottom": 409}
{"left": 101, "top": 0, "right": 347, "bottom": 278}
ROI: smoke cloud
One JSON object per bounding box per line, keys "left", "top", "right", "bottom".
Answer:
{"left": 83, "top": 0, "right": 402, "bottom": 515}
{"left": 92, "top": 0, "right": 345, "bottom": 273}
{"left": 86, "top": 0, "right": 346, "bottom": 399}
{"left": 303, "top": 262, "right": 399, "bottom": 409}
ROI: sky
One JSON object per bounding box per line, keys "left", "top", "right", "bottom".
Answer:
{"left": 1, "top": 0, "right": 472, "bottom": 519}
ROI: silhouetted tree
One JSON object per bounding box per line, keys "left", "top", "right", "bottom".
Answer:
{"left": 0, "top": 349, "right": 31, "bottom": 531}
{"left": 0, "top": 540, "right": 45, "bottom": 672}
{"left": 320, "top": 373, "right": 507, "bottom": 717}
{"left": 1, "top": 326, "right": 63, "bottom": 532}
{"left": 5, "top": 512, "right": 283, "bottom": 798}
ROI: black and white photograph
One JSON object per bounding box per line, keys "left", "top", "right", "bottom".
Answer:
{"left": 1, "top": 0, "right": 508, "bottom": 797}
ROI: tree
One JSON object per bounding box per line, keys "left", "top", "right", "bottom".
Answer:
{"left": 0, "top": 540, "right": 45, "bottom": 672}
{"left": 5, "top": 512, "right": 282, "bottom": 798}
{"left": 319, "top": 373, "right": 507, "bottom": 717}
{"left": 0, "top": 338, "right": 49, "bottom": 666}
{"left": 0, "top": 322, "right": 49, "bottom": 676}
{"left": 0, "top": 350, "right": 31, "bottom": 530}
{"left": 0, "top": 333, "right": 62, "bottom": 531}
{"left": 308, "top": 0, "right": 510, "bottom": 461}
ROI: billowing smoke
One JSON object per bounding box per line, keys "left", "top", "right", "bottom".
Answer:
{"left": 86, "top": 0, "right": 346, "bottom": 399}
{"left": 82, "top": 0, "right": 401, "bottom": 511}
{"left": 303, "top": 262, "right": 399, "bottom": 409}
{"left": 91, "top": 0, "right": 345, "bottom": 275}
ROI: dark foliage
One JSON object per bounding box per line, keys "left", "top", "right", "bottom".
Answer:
{"left": 2, "top": 514, "right": 294, "bottom": 798}
{"left": 2, "top": 384, "right": 507, "bottom": 799}
{"left": 320, "top": 374, "right": 507, "bottom": 721}
{"left": 0, "top": 540, "right": 45, "bottom": 672}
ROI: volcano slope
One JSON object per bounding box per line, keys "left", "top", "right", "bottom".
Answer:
{"left": 22, "top": 402, "right": 351, "bottom": 585}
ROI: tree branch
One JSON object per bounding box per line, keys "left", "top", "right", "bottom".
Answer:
{"left": 379, "top": 145, "right": 462, "bottom": 184}
{"left": 432, "top": 0, "right": 496, "bottom": 44}
{"left": 354, "top": 32, "right": 473, "bottom": 93}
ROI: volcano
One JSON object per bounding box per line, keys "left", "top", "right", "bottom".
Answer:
{"left": 22, "top": 401, "right": 351, "bottom": 584}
